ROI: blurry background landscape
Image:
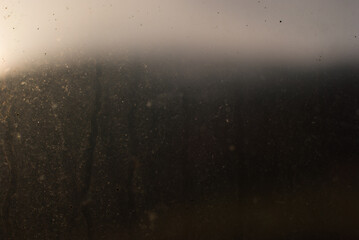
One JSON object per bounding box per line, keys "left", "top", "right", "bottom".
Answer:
{"left": 0, "top": 1, "right": 359, "bottom": 239}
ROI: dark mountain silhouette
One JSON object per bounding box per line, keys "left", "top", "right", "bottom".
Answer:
{"left": 0, "top": 59, "right": 358, "bottom": 239}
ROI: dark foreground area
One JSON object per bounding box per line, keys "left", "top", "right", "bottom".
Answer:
{"left": 0, "top": 60, "right": 358, "bottom": 239}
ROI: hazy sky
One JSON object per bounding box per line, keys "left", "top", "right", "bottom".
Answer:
{"left": 1, "top": 0, "right": 359, "bottom": 71}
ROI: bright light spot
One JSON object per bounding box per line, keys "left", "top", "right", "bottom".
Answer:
{"left": 0, "top": 37, "right": 8, "bottom": 77}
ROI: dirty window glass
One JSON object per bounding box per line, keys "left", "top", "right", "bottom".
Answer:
{"left": 0, "top": 1, "right": 359, "bottom": 239}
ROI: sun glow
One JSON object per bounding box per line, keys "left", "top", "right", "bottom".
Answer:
{"left": 0, "top": 48, "right": 6, "bottom": 77}
{"left": 0, "top": 32, "right": 7, "bottom": 76}
{"left": 0, "top": 37, "right": 15, "bottom": 78}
